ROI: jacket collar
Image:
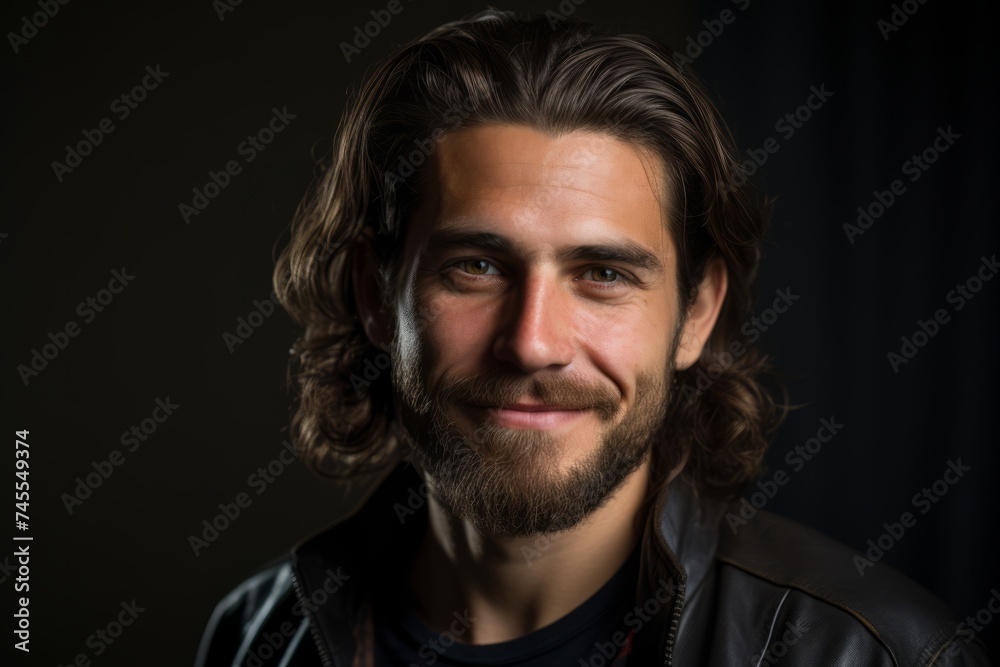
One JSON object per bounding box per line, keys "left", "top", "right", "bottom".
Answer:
{"left": 290, "top": 459, "right": 729, "bottom": 667}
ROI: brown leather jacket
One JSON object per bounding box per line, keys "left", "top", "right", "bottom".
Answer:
{"left": 195, "top": 461, "right": 994, "bottom": 666}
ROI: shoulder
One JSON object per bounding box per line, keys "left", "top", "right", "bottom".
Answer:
{"left": 194, "top": 559, "right": 297, "bottom": 667}
{"left": 192, "top": 465, "right": 410, "bottom": 666}
{"left": 714, "top": 507, "right": 991, "bottom": 666}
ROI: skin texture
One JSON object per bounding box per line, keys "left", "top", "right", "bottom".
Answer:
{"left": 352, "top": 124, "right": 727, "bottom": 644}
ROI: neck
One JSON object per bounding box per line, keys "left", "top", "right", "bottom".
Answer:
{"left": 406, "top": 455, "right": 652, "bottom": 645}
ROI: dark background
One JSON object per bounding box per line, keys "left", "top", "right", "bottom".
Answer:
{"left": 2, "top": 0, "right": 997, "bottom": 664}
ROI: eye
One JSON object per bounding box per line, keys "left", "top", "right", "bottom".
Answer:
{"left": 582, "top": 266, "right": 624, "bottom": 283}
{"left": 455, "top": 258, "right": 501, "bottom": 276}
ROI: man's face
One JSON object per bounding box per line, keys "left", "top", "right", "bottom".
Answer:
{"left": 388, "top": 124, "right": 685, "bottom": 538}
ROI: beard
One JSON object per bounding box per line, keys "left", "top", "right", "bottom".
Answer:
{"left": 390, "top": 320, "right": 681, "bottom": 538}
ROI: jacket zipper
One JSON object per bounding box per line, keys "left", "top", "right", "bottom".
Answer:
{"left": 662, "top": 582, "right": 686, "bottom": 667}
{"left": 290, "top": 567, "right": 336, "bottom": 667}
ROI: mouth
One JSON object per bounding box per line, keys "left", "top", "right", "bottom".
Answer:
{"left": 465, "top": 402, "right": 590, "bottom": 430}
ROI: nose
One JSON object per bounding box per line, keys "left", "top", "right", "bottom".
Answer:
{"left": 492, "top": 270, "right": 575, "bottom": 373}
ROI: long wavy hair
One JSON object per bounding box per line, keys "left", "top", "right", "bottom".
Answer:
{"left": 273, "top": 9, "right": 786, "bottom": 500}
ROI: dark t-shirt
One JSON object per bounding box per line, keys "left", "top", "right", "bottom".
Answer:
{"left": 371, "top": 541, "right": 641, "bottom": 666}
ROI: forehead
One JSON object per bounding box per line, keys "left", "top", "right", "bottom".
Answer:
{"left": 402, "top": 124, "right": 673, "bottom": 267}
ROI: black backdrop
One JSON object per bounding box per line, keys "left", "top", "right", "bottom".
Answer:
{"left": 3, "top": 0, "right": 997, "bottom": 664}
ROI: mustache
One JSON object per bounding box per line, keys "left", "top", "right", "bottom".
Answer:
{"left": 432, "top": 369, "right": 622, "bottom": 421}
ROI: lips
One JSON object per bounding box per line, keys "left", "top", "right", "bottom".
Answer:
{"left": 465, "top": 402, "right": 590, "bottom": 429}
{"left": 500, "top": 402, "right": 582, "bottom": 412}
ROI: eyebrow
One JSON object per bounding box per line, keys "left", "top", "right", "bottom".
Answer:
{"left": 421, "top": 228, "right": 664, "bottom": 275}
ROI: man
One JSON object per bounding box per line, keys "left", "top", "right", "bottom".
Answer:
{"left": 195, "top": 9, "right": 992, "bottom": 666}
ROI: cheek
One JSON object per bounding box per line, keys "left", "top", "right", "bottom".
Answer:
{"left": 410, "top": 293, "right": 493, "bottom": 367}
{"left": 577, "top": 298, "right": 673, "bottom": 388}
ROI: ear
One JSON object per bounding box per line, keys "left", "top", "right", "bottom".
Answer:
{"left": 674, "top": 257, "right": 728, "bottom": 371}
{"left": 351, "top": 228, "right": 393, "bottom": 353}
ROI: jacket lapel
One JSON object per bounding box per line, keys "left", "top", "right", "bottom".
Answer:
{"left": 290, "top": 461, "right": 727, "bottom": 667}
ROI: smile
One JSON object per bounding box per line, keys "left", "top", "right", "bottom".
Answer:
{"left": 468, "top": 403, "right": 590, "bottom": 430}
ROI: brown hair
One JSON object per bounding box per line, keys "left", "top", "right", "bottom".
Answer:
{"left": 273, "top": 9, "right": 786, "bottom": 499}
